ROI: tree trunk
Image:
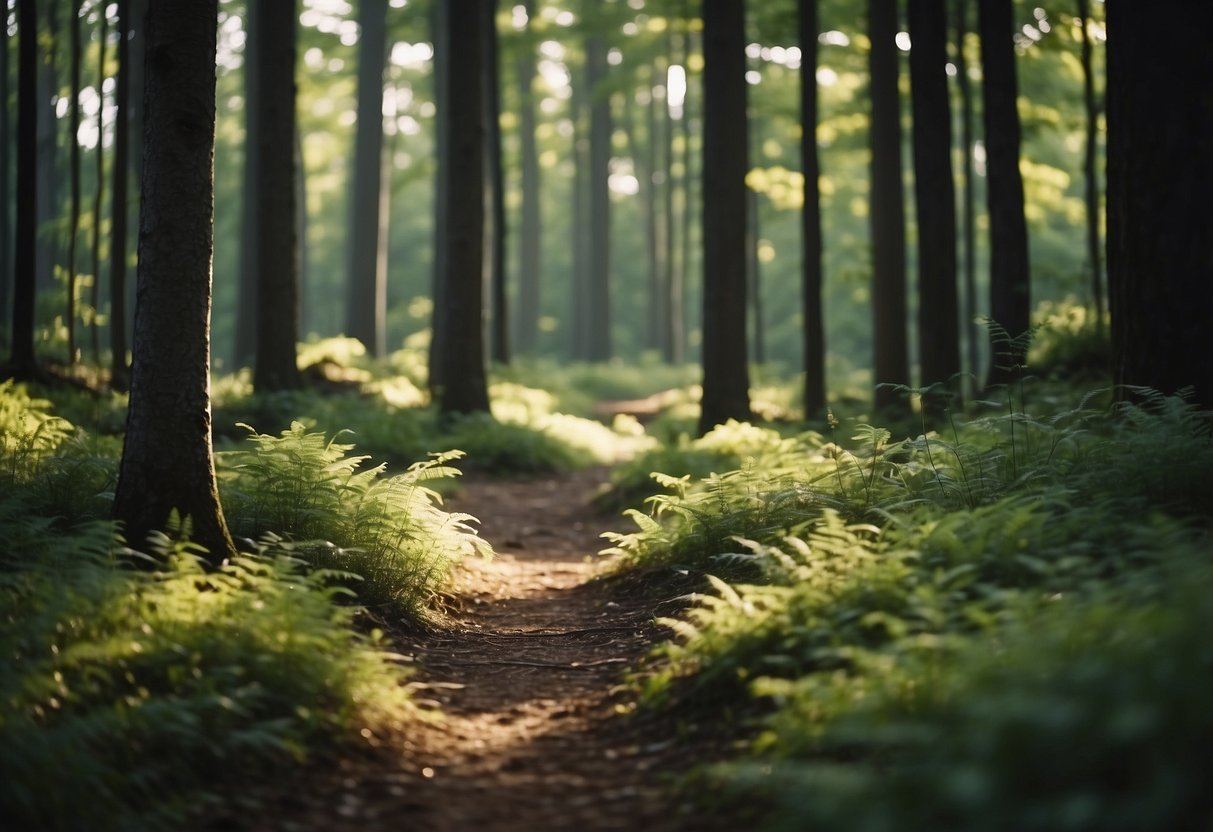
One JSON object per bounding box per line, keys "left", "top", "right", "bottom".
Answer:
{"left": 233, "top": 0, "right": 258, "bottom": 368}
{"left": 746, "top": 185, "right": 765, "bottom": 366}
{"left": 435, "top": 0, "right": 490, "bottom": 417}
{"left": 568, "top": 69, "right": 589, "bottom": 361}
{"left": 585, "top": 33, "right": 611, "bottom": 362}
{"left": 114, "top": 0, "right": 235, "bottom": 560}
{"left": 513, "top": 0, "right": 541, "bottom": 355}
{"left": 67, "top": 0, "right": 81, "bottom": 363}
{"left": 90, "top": 6, "right": 109, "bottom": 362}
{"left": 908, "top": 0, "right": 960, "bottom": 408}
{"left": 252, "top": 0, "right": 301, "bottom": 392}
{"left": 977, "top": 0, "right": 1030, "bottom": 386}
{"left": 484, "top": 0, "right": 508, "bottom": 365}
{"left": 698, "top": 0, "right": 752, "bottom": 435}
{"left": 799, "top": 0, "right": 826, "bottom": 419}
{"left": 35, "top": 0, "right": 60, "bottom": 293}
{"left": 1076, "top": 0, "right": 1103, "bottom": 336}
{"left": 869, "top": 0, "right": 909, "bottom": 412}
{"left": 0, "top": 4, "right": 10, "bottom": 346}
{"left": 345, "top": 0, "right": 388, "bottom": 357}
{"left": 673, "top": 26, "right": 692, "bottom": 365}
{"left": 428, "top": 0, "right": 449, "bottom": 390}
{"left": 7, "top": 0, "right": 38, "bottom": 379}
{"left": 649, "top": 59, "right": 672, "bottom": 359}
{"left": 955, "top": 0, "right": 979, "bottom": 397}
{"left": 110, "top": 0, "right": 130, "bottom": 390}
{"left": 1106, "top": 0, "right": 1213, "bottom": 409}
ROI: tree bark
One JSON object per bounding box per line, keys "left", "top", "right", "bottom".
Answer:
{"left": 114, "top": 0, "right": 235, "bottom": 560}
{"left": 110, "top": 0, "right": 131, "bottom": 391}
{"left": 90, "top": 5, "right": 109, "bottom": 361}
{"left": 252, "top": 0, "right": 301, "bottom": 392}
{"left": 233, "top": 0, "right": 258, "bottom": 368}
{"left": 1106, "top": 0, "right": 1213, "bottom": 409}
{"left": 799, "top": 0, "right": 826, "bottom": 418}
{"left": 0, "top": 3, "right": 10, "bottom": 344}
{"left": 513, "top": 0, "right": 541, "bottom": 355}
{"left": 485, "top": 0, "right": 508, "bottom": 365}
{"left": 977, "top": 0, "right": 1030, "bottom": 386}
{"left": 955, "top": 0, "right": 979, "bottom": 397}
{"left": 7, "top": 0, "right": 38, "bottom": 379}
{"left": 908, "top": 0, "right": 960, "bottom": 407}
{"left": 698, "top": 0, "right": 752, "bottom": 434}
{"left": 67, "top": 0, "right": 82, "bottom": 363}
{"left": 585, "top": 33, "right": 611, "bottom": 362}
{"left": 345, "top": 0, "right": 388, "bottom": 357}
{"left": 869, "top": 0, "right": 909, "bottom": 412}
{"left": 35, "top": 0, "right": 60, "bottom": 293}
{"left": 428, "top": 0, "right": 449, "bottom": 389}
{"left": 435, "top": 0, "right": 490, "bottom": 417}
{"left": 1076, "top": 0, "right": 1103, "bottom": 335}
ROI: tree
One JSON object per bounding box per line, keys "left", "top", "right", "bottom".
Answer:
{"left": 428, "top": 0, "right": 449, "bottom": 389}
{"left": 35, "top": 1, "right": 60, "bottom": 294}
{"left": 799, "top": 0, "right": 826, "bottom": 419}
{"left": 869, "top": 0, "right": 909, "bottom": 412}
{"left": 908, "top": 0, "right": 960, "bottom": 406}
{"left": 977, "top": 0, "right": 1030, "bottom": 386}
{"left": 251, "top": 0, "right": 301, "bottom": 391}
{"left": 513, "top": 0, "right": 542, "bottom": 356}
{"left": 89, "top": 5, "right": 109, "bottom": 361}
{"left": 433, "top": 0, "right": 491, "bottom": 417}
{"left": 345, "top": 0, "right": 389, "bottom": 358}
{"left": 233, "top": 0, "right": 259, "bottom": 368}
{"left": 109, "top": 0, "right": 131, "bottom": 390}
{"left": 0, "top": 3, "right": 9, "bottom": 347}
{"left": 114, "top": 0, "right": 236, "bottom": 560}
{"left": 67, "top": 0, "right": 82, "bottom": 363}
{"left": 698, "top": 0, "right": 752, "bottom": 434}
{"left": 955, "top": 0, "right": 980, "bottom": 394}
{"left": 1106, "top": 0, "right": 1213, "bottom": 409}
{"left": 6, "top": 0, "right": 38, "bottom": 380}
{"left": 485, "top": 0, "right": 509, "bottom": 365}
{"left": 1076, "top": 0, "right": 1104, "bottom": 335}
{"left": 585, "top": 31, "right": 611, "bottom": 362}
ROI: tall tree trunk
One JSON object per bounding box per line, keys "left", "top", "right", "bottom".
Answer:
{"left": 428, "top": 0, "right": 449, "bottom": 390}
{"left": 90, "top": 5, "right": 109, "bottom": 362}
{"left": 909, "top": 0, "right": 960, "bottom": 408}
{"left": 484, "top": 0, "right": 508, "bottom": 365}
{"left": 1076, "top": 0, "right": 1103, "bottom": 336}
{"left": 435, "top": 0, "right": 490, "bottom": 417}
{"left": 0, "top": 3, "right": 10, "bottom": 347}
{"left": 114, "top": 0, "right": 236, "bottom": 561}
{"left": 7, "top": 0, "right": 38, "bottom": 379}
{"left": 110, "top": 0, "right": 130, "bottom": 390}
{"left": 746, "top": 185, "right": 765, "bottom": 365}
{"left": 252, "top": 0, "right": 301, "bottom": 392}
{"left": 568, "top": 72, "right": 589, "bottom": 361}
{"left": 621, "top": 72, "right": 660, "bottom": 354}
{"left": 869, "top": 0, "right": 909, "bottom": 412}
{"left": 295, "top": 125, "right": 308, "bottom": 336}
{"left": 67, "top": 0, "right": 81, "bottom": 363}
{"left": 513, "top": 0, "right": 541, "bottom": 355}
{"left": 125, "top": 0, "right": 146, "bottom": 349}
{"left": 673, "top": 26, "right": 692, "bottom": 365}
{"left": 977, "top": 0, "right": 1030, "bottom": 386}
{"left": 648, "top": 59, "right": 672, "bottom": 359}
{"left": 345, "top": 0, "right": 388, "bottom": 357}
{"left": 955, "top": 0, "right": 979, "bottom": 397}
{"left": 698, "top": 0, "right": 752, "bottom": 434}
{"left": 585, "top": 33, "right": 611, "bottom": 362}
{"left": 233, "top": 0, "right": 258, "bottom": 368}
{"left": 1106, "top": 0, "right": 1213, "bottom": 409}
{"left": 799, "top": 0, "right": 826, "bottom": 418}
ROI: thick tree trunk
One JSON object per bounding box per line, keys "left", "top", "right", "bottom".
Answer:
{"left": 977, "top": 0, "right": 1030, "bottom": 386}
{"left": 1106, "top": 0, "right": 1213, "bottom": 409}
{"left": 114, "top": 0, "right": 235, "bottom": 560}
{"left": 698, "top": 0, "right": 752, "bottom": 434}
{"left": 799, "top": 0, "right": 826, "bottom": 418}
{"left": 252, "top": 0, "right": 301, "bottom": 392}
{"left": 435, "top": 0, "right": 490, "bottom": 417}
{"left": 869, "top": 0, "right": 909, "bottom": 412}
{"left": 514, "top": 0, "right": 541, "bottom": 355}
{"left": 908, "top": 0, "right": 960, "bottom": 407}
{"left": 955, "top": 0, "right": 979, "bottom": 396}
{"left": 585, "top": 34, "right": 611, "bottom": 362}
{"left": 345, "top": 0, "right": 388, "bottom": 357}
{"left": 7, "top": 0, "right": 38, "bottom": 378}
{"left": 110, "top": 0, "right": 131, "bottom": 390}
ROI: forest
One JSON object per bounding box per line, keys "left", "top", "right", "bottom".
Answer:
{"left": 1, "top": 0, "right": 1211, "bottom": 829}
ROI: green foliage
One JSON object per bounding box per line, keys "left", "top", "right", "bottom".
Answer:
{"left": 0, "top": 514, "right": 416, "bottom": 832}
{"left": 219, "top": 422, "right": 491, "bottom": 616}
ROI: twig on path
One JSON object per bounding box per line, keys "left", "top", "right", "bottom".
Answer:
{"left": 423, "top": 657, "right": 630, "bottom": 671}
{"left": 480, "top": 625, "right": 649, "bottom": 638}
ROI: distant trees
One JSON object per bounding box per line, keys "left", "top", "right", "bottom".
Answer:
{"left": 114, "top": 0, "right": 236, "bottom": 560}
{"left": 513, "top": 0, "right": 542, "bottom": 356}
{"left": 6, "top": 0, "right": 38, "bottom": 380}
{"left": 977, "top": 0, "right": 1031, "bottom": 386}
{"left": 109, "top": 0, "right": 132, "bottom": 391}
{"left": 432, "top": 0, "right": 491, "bottom": 417}
{"left": 698, "top": 0, "right": 752, "bottom": 434}
{"left": 868, "top": 0, "right": 908, "bottom": 412}
{"left": 1106, "top": 0, "right": 1213, "bottom": 409}
{"left": 584, "top": 30, "right": 612, "bottom": 362}
{"left": 799, "top": 0, "right": 826, "bottom": 419}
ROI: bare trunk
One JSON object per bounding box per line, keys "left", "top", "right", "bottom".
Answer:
{"left": 110, "top": 0, "right": 131, "bottom": 390}
{"left": 799, "top": 0, "right": 826, "bottom": 418}
{"left": 1076, "top": 0, "right": 1103, "bottom": 336}
{"left": 513, "top": 0, "right": 541, "bottom": 355}
{"left": 585, "top": 34, "right": 611, "bottom": 362}
{"left": 90, "top": 6, "right": 109, "bottom": 362}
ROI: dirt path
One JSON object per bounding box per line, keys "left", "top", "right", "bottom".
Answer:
{"left": 250, "top": 468, "right": 735, "bottom": 832}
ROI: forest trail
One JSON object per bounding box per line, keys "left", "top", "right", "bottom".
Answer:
{"left": 252, "top": 468, "right": 735, "bottom": 832}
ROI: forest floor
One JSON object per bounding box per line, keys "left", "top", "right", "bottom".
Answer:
{"left": 232, "top": 468, "right": 744, "bottom": 832}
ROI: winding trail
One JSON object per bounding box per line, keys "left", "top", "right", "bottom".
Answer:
{"left": 255, "top": 468, "right": 734, "bottom": 832}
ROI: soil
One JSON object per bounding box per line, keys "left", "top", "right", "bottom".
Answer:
{"left": 236, "top": 467, "right": 744, "bottom": 832}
